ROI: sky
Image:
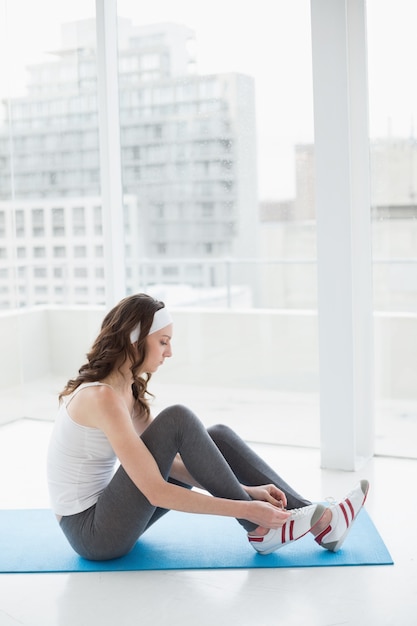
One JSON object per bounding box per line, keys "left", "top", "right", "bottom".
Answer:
{"left": 1, "top": 0, "right": 417, "bottom": 200}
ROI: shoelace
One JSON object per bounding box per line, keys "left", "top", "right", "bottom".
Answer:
{"left": 288, "top": 505, "right": 318, "bottom": 519}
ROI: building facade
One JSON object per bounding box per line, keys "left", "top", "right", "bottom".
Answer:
{"left": 0, "top": 19, "right": 259, "bottom": 307}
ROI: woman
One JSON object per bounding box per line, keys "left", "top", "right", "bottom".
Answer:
{"left": 47, "top": 293, "right": 369, "bottom": 560}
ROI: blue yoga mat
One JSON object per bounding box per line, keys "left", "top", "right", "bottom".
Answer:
{"left": 0, "top": 508, "right": 393, "bottom": 573}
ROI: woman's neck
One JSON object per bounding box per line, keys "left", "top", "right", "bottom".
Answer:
{"left": 100, "top": 367, "right": 133, "bottom": 395}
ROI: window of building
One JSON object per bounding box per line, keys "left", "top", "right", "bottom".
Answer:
{"left": 201, "top": 202, "right": 214, "bottom": 218}
{"left": 162, "top": 266, "right": 178, "bottom": 276}
{"left": 93, "top": 205, "right": 103, "bottom": 236}
{"left": 32, "top": 208, "right": 44, "bottom": 225}
{"left": 53, "top": 246, "right": 66, "bottom": 258}
{"left": 15, "top": 210, "right": 25, "bottom": 237}
{"left": 74, "top": 246, "right": 87, "bottom": 257}
{"left": 72, "top": 206, "right": 86, "bottom": 236}
{"left": 52, "top": 208, "right": 65, "bottom": 237}
{"left": 141, "top": 53, "right": 160, "bottom": 71}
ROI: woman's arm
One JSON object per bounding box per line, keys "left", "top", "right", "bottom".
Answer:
{"left": 112, "top": 417, "right": 288, "bottom": 527}
{"left": 96, "top": 388, "right": 290, "bottom": 529}
{"left": 242, "top": 484, "right": 288, "bottom": 509}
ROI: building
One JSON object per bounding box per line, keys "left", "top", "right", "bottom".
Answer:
{"left": 258, "top": 138, "right": 417, "bottom": 312}
{"left": 0, "top": 195, "right": 140, "bottom": 308}
{"left": 0, "top": 19, "right": 259, "bottom": 307}
{"left": 292, "top": 138, "right": 417, "bottom": 221}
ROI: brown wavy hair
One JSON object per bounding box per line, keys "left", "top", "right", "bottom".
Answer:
{"left": 59, "top": 293, "right": 166, "bottom": 419}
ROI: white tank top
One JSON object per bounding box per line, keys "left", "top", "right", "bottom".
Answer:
{"left": 47, "top": 382, "right": 118, "bottom": 516}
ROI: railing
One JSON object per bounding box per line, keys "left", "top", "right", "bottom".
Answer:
{"left": 0, "top": 304, "right": 416, "bottom": 397}
{"left": 0, "top": 305, "right": 416, "bottom": 458}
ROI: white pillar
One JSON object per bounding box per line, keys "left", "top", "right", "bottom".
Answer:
{"left": 96, "top": 0, "right": 126, "bottom": 307}
{"left": 310, "top": 0, "right": 374, "bottom": 469}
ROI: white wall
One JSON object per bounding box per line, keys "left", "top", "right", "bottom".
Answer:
{"left": 0, "top": 308, "right": 50, "bottom": 386}
{"left": 0, "top": 307, "right": 415, "bottom": 401}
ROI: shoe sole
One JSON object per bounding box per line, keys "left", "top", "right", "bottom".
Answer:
{"left": 316, "top": 479, "right": 369, "bottom": 552}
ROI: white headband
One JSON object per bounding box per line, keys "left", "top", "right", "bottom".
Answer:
{"left": 130, "top": 307, "right": 173, "bottom": 343}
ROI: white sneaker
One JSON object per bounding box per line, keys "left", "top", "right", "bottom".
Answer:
{"left": 315, "top": 479, "right": 370, "bottom": 552}
{"left": 248, "top": 503, "right": 326, "bottom": 555}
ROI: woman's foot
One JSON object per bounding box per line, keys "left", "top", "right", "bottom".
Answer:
{"left": 248, "top": 503, "right": 327, "bottom": 555}
{"left": 314, "top": 479, "right": 370, "bottom": 552}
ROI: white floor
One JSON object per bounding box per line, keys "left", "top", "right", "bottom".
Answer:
{"left": 0, "top": 418, "right": 416, "bottom": 626}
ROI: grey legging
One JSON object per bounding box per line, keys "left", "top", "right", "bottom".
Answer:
{"left": 60, "top": 404, "right": 310, "bottom": 560}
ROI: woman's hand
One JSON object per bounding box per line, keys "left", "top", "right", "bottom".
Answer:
{"left": 245, "top": 500, "right": 291, "bottom": 529}
{"left": 243, "top": 484, "right": 288, "bottom": 509}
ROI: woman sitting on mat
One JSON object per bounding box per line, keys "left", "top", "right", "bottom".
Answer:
{"left": 47, "top": 293, "right": 369, "bottom": 560}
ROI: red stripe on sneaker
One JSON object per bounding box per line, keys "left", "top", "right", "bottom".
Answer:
{"left": 314, "top": 524, "right": 332, "bottom": 545}
{"left": 289, "top": 520, "right": 294, "bottom": 541}
{"left": 248, "top": 536, "right": 264, "bottom": 543}
{"left": 281, "top": 524, "right": 286, "bottom": 544}
{"left": 339, "top": 502, "right": 350, "bottom": 527}
{"left": 346, "top": 498, "right": 355, "bottom": 520}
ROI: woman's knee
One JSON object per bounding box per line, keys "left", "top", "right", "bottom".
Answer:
{"left": 157, "top": 403, "right": 200, "bottom": 426}
{"left": 156, "top": 403, "right": 206, "bottom": 438}
{"left": 207, "top": 423, "right": 235, "bottom": 444}
{"left": 158, "top": 403, "right": 191, "bottom": 418}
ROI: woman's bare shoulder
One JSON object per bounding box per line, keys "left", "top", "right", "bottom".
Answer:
{"left": 67, "top": 383, "right": 130, "bottom": 428}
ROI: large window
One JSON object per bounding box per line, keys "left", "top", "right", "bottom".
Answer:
{"left": 115, "top": 0, "right": 320, "bottom": 448}
{"left": 0, "top": 0, "right": 100, "bottom": 309}
{"left": 0, "top": 0, "right": 415, "bottom": 461}
{"left": 0, "top": 0, "right": 98, "bottom": 423}
{"left": 117, "top": 0, "right": 316, "bottom": 311}
{"left": 367, "top": 0, "right": 417, "bottom": 458}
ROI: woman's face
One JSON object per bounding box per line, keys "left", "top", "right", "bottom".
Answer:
{"left": 142, "top": 324, "right": 173, "bottom": 373}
